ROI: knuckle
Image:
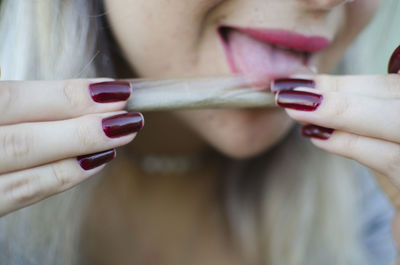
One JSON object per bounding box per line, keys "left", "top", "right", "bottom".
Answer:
{"left": 5, "top": 175, "right": 44, "bottom": 205}
{"left": 340, "top": 134, "right": 360, "bottom": 154}
{"left": 387, "top": 146, "right": 400, "bottom": 177}
{"left": 1, "top": 130, "right": 33, "bottom": 159}
{"left": 323, "top": 94, "right": 350, "bottom": 120}
{"left": 75, "top": 116, "right": 103, "bottom": 150}
{"left": 2, "top": 162, "right": 78, "bottom": 209}
{"left": 0, "top": 84, "right": 14, "bottom": 116}
{"left": 50, "top": 162, "right": 74, "bottom": 189}
{"left": 62, "top": 80, "right": 87, "bottom": 111}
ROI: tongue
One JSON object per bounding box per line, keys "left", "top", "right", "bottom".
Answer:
{"left": 228, "top": 30, "right": 308, "bottom": 86}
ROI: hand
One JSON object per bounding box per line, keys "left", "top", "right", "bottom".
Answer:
{"left": 0, "top": 79, "right": 143, "bottom": 216}
{"left": 272, "top": 74, "right": 400, "bottom": 187}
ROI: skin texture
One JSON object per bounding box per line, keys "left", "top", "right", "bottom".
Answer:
{"left": 3, "top": 2, "right": 400, "bottom": 262}
{"left": 83, "top": 0, "right": 400, "bottom": 264}
{"left": 104, "top": 0, "right": 381, "bottom": 158}
{"left": 79, "top": 0, "right": 400, "bottom": 264}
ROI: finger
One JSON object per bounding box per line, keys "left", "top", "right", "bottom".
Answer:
{"left": 0, "top": 149, "right": 115, "bottom": 217}
{"left": 303, "top": 127, "right": 400, "bottom": 187}
{"left": 0, "top": 79, "right": 132, "bottom": 125}
{"left": 316, "top": 74, "right": 400, "bottom": 98}
{"left": 274, "top": 74, "right": 400, "bottom": 98}
{"left": 277, "top": 88, "right": 400, "bottom": 143}
{"left": 0, "top": 111, "right": 143, "bottom": 174}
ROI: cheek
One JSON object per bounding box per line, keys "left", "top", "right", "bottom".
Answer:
{"left": 317, "top": 0, "right": 383, "bottom": 72}
{"left": 346, "top": 0, "right": 383, "bottom": 34}
{"left": 105, "top": 0, "right": 224, "bottom": 77}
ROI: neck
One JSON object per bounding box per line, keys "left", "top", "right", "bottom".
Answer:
{"left": 80, "top": 141, "right": 241, "bottom": 265}
{"left": 130, "top": 112, "right": 209, "bottom": 156}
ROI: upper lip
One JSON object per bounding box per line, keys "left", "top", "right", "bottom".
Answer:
{"left": 218, "top": 26, "right": 331, "bottom": 53}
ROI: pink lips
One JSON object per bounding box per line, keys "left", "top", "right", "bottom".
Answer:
{"left": 235, "top": 27, "right": 331, "bottom": 53}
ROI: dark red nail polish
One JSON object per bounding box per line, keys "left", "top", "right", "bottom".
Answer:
{"left": 102, "top": 112, "right": 144, "bottom": 138}
{"left": 276, "top": 90, "right": 322, "bottom": 111}
{"left": 271, "top": 78, "right": 315, "bottom": 93}
{"left": 89, "top": 81, "right": 131, "bottom": 103}
{"left": 388, "top": 45, "right": 400, "bottom": 74}
{"left": 301, "top": 125, "right": 334, "bottom": 140}
{"left": 77, "top": 149, "right": 116, "bottom": 170}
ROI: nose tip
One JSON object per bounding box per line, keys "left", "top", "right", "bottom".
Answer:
{"left": 300, "top": 0, "right": 353, "bottom": 9}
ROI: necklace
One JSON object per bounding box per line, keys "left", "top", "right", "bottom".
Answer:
{"left": 136, "top": 153, "right": 204, "bottom": 174}
{"left": 123, "top": 148, "right": 218, "bottom": 175}
{"left": 114, "top": 148, "right": 225, "bottom": 265}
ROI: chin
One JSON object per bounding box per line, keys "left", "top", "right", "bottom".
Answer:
{"left": 210, "top": 134, "right": 287, "bottom": 159}
{"left": 181, "top": 108, "right": 295, "bottom": 159}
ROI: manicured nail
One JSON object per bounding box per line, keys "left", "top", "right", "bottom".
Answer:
{"left": 271, "top": 78, "right": 315, "bottom": 93}
{"left": 89, "top": 81, "right": 131, "bottom": 103}
{"left": 77, "top": 149, "right": 116, "bottom": 170}
{"left": 301, "top": 125, "right": 334, "bottom": 140}
{"left": 102, "top": 112, "right": 144, "bottom": 138}
{"left": 276, "top": 90, "right": 322, "bottom": 111}
{"left": 388, "top": 45, "right": 400, "bottom": 74}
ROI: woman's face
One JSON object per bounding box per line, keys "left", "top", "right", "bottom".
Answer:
{"left": 105, "top": 0, "right": 382, "bottom": 158}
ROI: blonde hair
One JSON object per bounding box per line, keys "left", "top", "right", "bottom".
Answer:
{"left": 0, "top": 0, "right": 398, "bottom": 264}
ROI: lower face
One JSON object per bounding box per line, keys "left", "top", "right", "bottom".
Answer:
{"left": 104, "top": 0, "right": 382, "bottom": 158}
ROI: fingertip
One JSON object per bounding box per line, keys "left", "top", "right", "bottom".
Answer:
{"left": 81, "top": 164, "right": 107, "bottom": 179}
{"left": 89, "top": 81, "right": 131, "bottom": 104}
{"left": 77, "top": 149, "right": 116, "bottom": 171}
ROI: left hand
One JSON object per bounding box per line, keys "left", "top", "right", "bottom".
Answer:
{"left": 273, "top": 74, "right": 400, "bottom": 186}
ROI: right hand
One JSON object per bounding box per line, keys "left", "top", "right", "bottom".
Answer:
{"left": 0, "top": 79, "right": 144, "bottom": 216}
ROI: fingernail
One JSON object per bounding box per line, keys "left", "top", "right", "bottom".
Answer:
{"left": 301, "top": 125, "right": 334, "bottom": 140}
{"left": 102, "top": 112, "right": 144, "bottom": 138}
{"left": 89, "top": 81, "right": 131, "bottom": 103}
{"left": 276, "top": 90, "right": 322, "bottom": 111}
{"left": 388, "top": 45, "right": 400, "bottom": 74}
{"left": 271, "top": 78, "right": 315, "bottom": 93}
{"left": 77, "top": 149, "right": 116, "bottom": 170}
